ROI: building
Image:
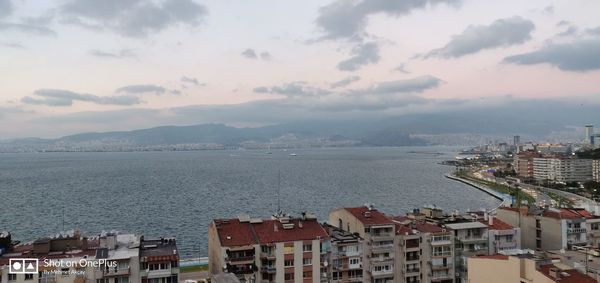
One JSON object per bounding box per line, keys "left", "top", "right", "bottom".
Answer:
{"left": 443, "top": 221, "right": 488, "bottom": 282}
{"left": 533, "top": 156, "right": 593, "bottom": 183}
{"left": 329, "top": 206, "right": 395, "bottom": 283}
{"left": 0, "top": 230, "right": 175, "bottom": 283}
{"left": 480, "top": 215, "right": 521, "bottom": 254}
{"left": 594, "top": 159, "right": 600, "bottom": 182}
{"left": 497, "top": 207, "right": 592, "bottom": 251}
{"left": 139, "top": 237, "right": 180, "bottom": 283}
{"left": 535, "top": 144, "right": 569, "bottom": 155}
{"left": 391, "top": 215, "right": 455, "bottom": 283}
{"left": 208, "top": 212, "right": 329, "bottom": 283}
{"left": 323, "top": 224, "right": 363, "bottom": 283}
{"left": 468, "top": 252, "right": 596, "bottom": 283}
{"left": 585, "top": 124, "right": 594, "bottom": 145}
{"left": 514, "top": 135, "right": 521, "bottom": 146}
{"left": 515, "top": 151, "right": 542, "bottom": 181}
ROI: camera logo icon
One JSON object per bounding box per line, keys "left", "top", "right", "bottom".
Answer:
{"left": 9, "top": 259, "right": 38, "bottom": 274}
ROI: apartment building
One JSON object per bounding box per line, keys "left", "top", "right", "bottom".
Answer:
{"left": 329, "top": 206, "right": 395, "bottom": 283}
{"left": 533, "top": 156, "right": 593, "bottom": 183}
{"left": 208, "top": 213, "right": 329, "bottom": 283}
{"left": 0, "top": 230, "right": 174, "bottom": 283}
{"left": 515, "top": 151, "right": 541, "bottom": 181}
{"left": 391, "top": 215, "right": 455, "bottom": 283}
{"left": 322, "top": 224, "right": 363, "bottom": 283}
{"left": 468, "top": 253, "right": 596, "bottom": 283}
{"left": 443, "top": 221, "right": 488, "bottom": 283}
{"left": 139, "top": 237, "right": 180, "bottom": 283}
{"left": 497, "top": 207, "right": 591, "bottom": 250}
{"left": 480, "top": 215, "right": 521, "bottom": 254}
{"left": 593, "top": 159, "right": 600, "bottom": 182}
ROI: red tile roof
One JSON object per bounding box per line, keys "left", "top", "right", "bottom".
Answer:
{"left": 253, "top": 219, "right": 329, "bottom": 244}
{"left": 538, "top": 264, "right": 596, "bottom": 283}
{"left": 479, "top": 218, "right": 514, "bottom": 230}
{"left": 415, "top": 222, "right": 445, "bottom": 233}
{"left": 543, "top": 209, "right": 591, "bottom": 220}
{"left": 213, "top": 219, "right": 259, "bottom": 247}
{"left": 213, "top": 218, "right": 329, "bottom": 247}
{"left": 344, "top": 207, "right": 394, "bottom": 226}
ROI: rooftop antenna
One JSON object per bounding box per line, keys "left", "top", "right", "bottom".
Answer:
{"left": 277, "top": 170, "right": 281, "bottom": 215}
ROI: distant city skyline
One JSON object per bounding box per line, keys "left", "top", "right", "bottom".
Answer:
{"left": 1, "top": 0, "right": 600, "bottom": 138}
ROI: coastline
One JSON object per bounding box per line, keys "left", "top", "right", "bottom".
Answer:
{"left": 444, "top": 173, "right": 511, "bottom": 211}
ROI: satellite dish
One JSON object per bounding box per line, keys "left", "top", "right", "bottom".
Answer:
{"left": 323, "top": 261, "right": 328, "bottom": 267}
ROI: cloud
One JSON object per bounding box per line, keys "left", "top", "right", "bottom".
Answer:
{"left": 348, "top": 75, "right": 441, "bottom": 96}
{"left": 393, "top": 63, "right": 410, "bottom": 74}
{"left": 116, "top": 84, "right": 167, "bottom": 94}
{"left": 586, "top": 26, "right": 600, "bottom": 36}
{"left": 331, "top": 76, "right": 360, "bottom": 88}
{"left": 241, "top": 48, "right": 257, "bottom": 59}
{"left": 425, "top": 16, "right": 534, "bottom": 58}
{"left": 60, "top": 0, "right": 207, "bottom": 37}
{"left": 253, "top": 82, "right": 331, "bottom": 97}
{"left": 503, "top": 38, "right": 600, "bottom": 72}
{"left": 316, "top": 0, "right": 461, "bottom": 40}
{"left": 337, "top": 41, "right": 380, "bottom": 71}
{"left": 0, "top": 0, "right": 13, "bottom": 18}
{"left": 556, "top": 25, "right": 578, "bottom": 37}
{"left": 260, "top": 52, "right": 272, "bottom": 60}
{"left": 241, "top": 49, "right": 272, "bottom": 61}
{"left": 181, "top": 76, "right": 201, "bottom": 85}
{"left": 90, "top": 49, "right": 136, "bottom": 59}
{"left": 543, "top": 6, "right": 554, "bottom": 15}
{"left": 2, "top": 42, "right": 25, "bottom": 49}
{"left": 0, "top": 22, "right": 57, "bottom": 36}
{"left": 21, "top": 89, "right": 141, "bottom": 107}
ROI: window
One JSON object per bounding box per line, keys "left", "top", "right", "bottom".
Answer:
{"left": 284, "top": 260, "right": 294, "bottom": 267}
{"left": 284, "top": 273, "right": 294, "bottom": 280}
{"left": 350, "top": 258, "right": 360, "bottom": 265}
{"left": 303, "top": 244, "right": 312, "bottom": 252}
{"left": 8, "top": 274, "right": 16, "bottom": 281}
{"left": 24, "top": 274, "right": 33, "bottom": 281}
{"left": 592, "top": 223, "right": 599, "bottom": 230}
{"left": 115, "top": 276, "right": 129, "bottom": 283}
{"left": 303, "top": 271, "right": 312, "bottom": 278}
{"left": 303, "top": 258, "right": 312, "bottom": 265}
{"left": 283, "top": 246, "right": 294, "bottom": 254}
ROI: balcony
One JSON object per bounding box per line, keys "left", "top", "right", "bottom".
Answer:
{"left": 431, "top": 272, "right": 452, "bottom": 280}
{"left": 370, "top": 234, "right": 394, "bottom": 242}
{"left": 432, "top": 251, "right": 452, "bottom": 257}
{"left": 371, "top": 243, "right": 394, "bottom": 253}
{"left": 260, "top": 252, "right": 276, "bottom": 259}
{"left": 568, "top": 227, "right": 587, "bottom": 234}
{"left": 405, "top": 256, "right": 419, "bottom": 262}
{"left": 260, "top": 266, "right": 276, "bottom": 274}
{"left": 227, "top": 255, "right": 255, "bottom": 263}
{"left": 147, "top": 268, "right": 175, "bottom": 279}
{"left": 347, "top": 276, "right": 363, "bottom": 282}
{"left": 405, "top": 268, "right": 420, "bottom": 275}
{"left": 431, "top": 239, "right": 452, "bottom": 246}
{"left": 494, "top": 241, "right": 517, "bottom": 249}
{"left": 431, "top": 263, "right": 453, "bottom": 271}
{"left": 103, "top": 267, "right": 130, "bottom": 276}
{"left": 456, "top": 235, "right": 487, "bottom": 243}
{"left": 370, "top": 269, "right": 394, "bottom": 278}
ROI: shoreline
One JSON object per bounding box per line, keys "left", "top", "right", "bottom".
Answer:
{"left": 444, "top": 173, "right": 511, "bottom": 211}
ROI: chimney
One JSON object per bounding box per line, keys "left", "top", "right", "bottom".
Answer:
{"left": 489, "top": 215, "right": 494, "bottom": 226}
{"left": 274, "top": 222, "right": 279, "bottom": 232}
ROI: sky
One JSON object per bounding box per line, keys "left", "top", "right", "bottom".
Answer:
{"left": 1, "top": 0, "right": 600, "bottom": 138}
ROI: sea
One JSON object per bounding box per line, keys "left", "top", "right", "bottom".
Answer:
{"left": 0, "top": 146, "right": 500, "bottom": 258}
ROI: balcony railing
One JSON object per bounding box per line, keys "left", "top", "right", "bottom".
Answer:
{"left": 568, "top": 227, "right": 587, "bottom": 234}
{"left": 227, "top": 255, "right": 255, "bottom": 262}
{"left": 261, "top": 266, "right": 276, "bottom": 274}
{"left": 371, "top": 244, "right": 394, "bottom": 253}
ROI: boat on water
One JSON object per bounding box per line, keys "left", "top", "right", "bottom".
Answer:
{"left": 289, "top": 153, "right": 297, "bottom": 156}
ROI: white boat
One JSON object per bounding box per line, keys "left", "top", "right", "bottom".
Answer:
{"left": 290, "top": 153, "right": 297, "bottom": 156}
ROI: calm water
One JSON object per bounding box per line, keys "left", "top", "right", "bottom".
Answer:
{"left": 0, "top": 147, "right": 499, "bottom": 258}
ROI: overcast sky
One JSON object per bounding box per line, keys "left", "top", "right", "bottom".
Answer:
{"left": 1, "top": 0, "right": 600, "bottom": 138}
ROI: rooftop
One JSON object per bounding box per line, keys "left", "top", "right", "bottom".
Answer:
{"left": 323, "top": 224, "right": 362, "bottom": 243}
{"left": 140, "top": 237, "right": 178, "bottom": 259}
{"left": 213, "top": 216, "right": 329, "bottom": 247}
{"left": 479, "top": 218, "right": 514, "bottom": 230}
{"left": 343, "top": 206, "right": 394, "bottom": 226}
{"left": 538, "top": 264, "right": 596, "bottom": 283}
